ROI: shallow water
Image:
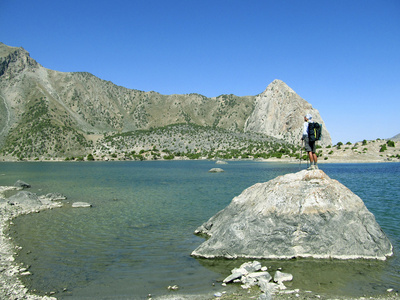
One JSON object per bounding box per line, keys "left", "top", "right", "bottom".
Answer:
{"left": 1, "top": 161, "right": 399, "bottom": 298}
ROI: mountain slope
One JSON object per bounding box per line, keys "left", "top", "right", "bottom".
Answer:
{"left": 0, "top": 42, "right": 332, "bottom": 160}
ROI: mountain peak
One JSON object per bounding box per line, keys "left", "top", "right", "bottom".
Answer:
{"left": 0, "top": 43, "right": 39, "bottom": 78}
{"left": 245, "top": 80, "right": 332, "bottom": 146}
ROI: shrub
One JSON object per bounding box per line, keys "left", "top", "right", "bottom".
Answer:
{"left": 387, "top": 140, "right": 395, "bottom": 147}
{"left": 380, "top": 144, "right": 387, "bottom": 152}
{"left": 362, "top": 139, "right": 367, "bottom": 145}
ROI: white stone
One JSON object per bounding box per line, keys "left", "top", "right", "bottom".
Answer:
{"left": 274, "top": 270, "right": 293, "bottom": 283}
{"left": 72, "top": 202, "right": 92, "bottom": 208}
{"left": 208, "top": 168, "right": 224, "bottom": 173}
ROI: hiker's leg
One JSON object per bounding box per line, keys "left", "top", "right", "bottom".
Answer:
{"left": 307, "top": 151, "right": 315, "bottom": 170}
{"left": 308, "top": 151, "right": 314, "bottom": 163}
{"left": 312, "top": 152, "right": 318, "bottom": 169}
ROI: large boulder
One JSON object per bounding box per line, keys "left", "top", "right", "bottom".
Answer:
{"left": 192, "top": 170, "right": 393, "bottom": 260}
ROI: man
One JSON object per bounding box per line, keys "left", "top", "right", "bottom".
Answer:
{"left": 302, "top": 114, "right": 318, "bottom": 170}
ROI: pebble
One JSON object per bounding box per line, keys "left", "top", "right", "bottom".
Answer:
{"left": 167, "top": 284, "right": 179, "bottom": 290}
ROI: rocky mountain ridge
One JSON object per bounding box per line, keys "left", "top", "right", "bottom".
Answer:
{"left": 0, "top": 42, "right": 332, "bottom": 160}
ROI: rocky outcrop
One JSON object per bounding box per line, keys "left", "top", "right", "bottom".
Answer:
{"left": 244, "top": 80, "right": 332, "bottom": 146}
{"left": 192, "top": 170, "right": 393, "bottom": 260}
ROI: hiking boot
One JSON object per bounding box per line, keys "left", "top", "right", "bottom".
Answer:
{"left": 307, "top": 165, "right": 315, "bottom": 171}
{"left": 314, "top": 164, "right": 319, "bottom": 169}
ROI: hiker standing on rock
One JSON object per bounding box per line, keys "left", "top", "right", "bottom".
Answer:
{"left": 302, "top": 114, "right": 318, "bottom": 170}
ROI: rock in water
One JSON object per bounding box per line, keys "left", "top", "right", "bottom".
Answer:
{"left": 208, "top": 168, "right": 224, "bottom": 173}
{"left": 72, "top": 202, "right": 92, "bottom": 208}
{"left": 14, "top": 180, "right": 31, "bottom": 188}
{"left": 192, "top": 170, "right": 393, "bottom": 260}
{"left": 8, "top": 191, "right": 42, "bottom": 208}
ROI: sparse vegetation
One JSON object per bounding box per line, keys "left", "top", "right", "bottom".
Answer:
{"left": 93, "top": 124, "right": 300, "bottom": 161}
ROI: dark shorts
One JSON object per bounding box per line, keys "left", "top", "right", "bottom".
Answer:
{"left": 304, "top": 137, "right": 316, "bottom": 153}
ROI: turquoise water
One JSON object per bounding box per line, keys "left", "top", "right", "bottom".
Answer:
{"left": 1, "top": 161, "right": 399, "bottom": 299}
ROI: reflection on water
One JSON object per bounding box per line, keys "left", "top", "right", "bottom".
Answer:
{"left": 1, "top": 161, "right": 399, "bottom": 298}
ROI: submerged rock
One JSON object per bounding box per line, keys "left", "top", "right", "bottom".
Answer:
{"left": 41, "top": 193, "right": 67, "bottom": 201}
{"left": 14, "top": 180, "right": 31, "bottom": 188}
{"left": 8, "top": 191, "right": 42, "bottom": 208}
{"left": 208, "top": 168, "right": 224, "bottom": 173}
{"left": 192, "top": 170, "right": 393, "bottom": 260}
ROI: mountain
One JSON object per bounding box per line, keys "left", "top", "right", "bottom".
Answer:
{"left": 390, "top": 133, "right": 400, "bottom": 142}
{"left": 0, "top": 42, "right": 332, "bottom": 160}
{"left": 244, "top": 79, "right": 330, "bottom": 146}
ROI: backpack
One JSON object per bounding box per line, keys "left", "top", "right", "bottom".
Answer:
{"left": 308, "top": 122, "right": 322, "bottom": 142}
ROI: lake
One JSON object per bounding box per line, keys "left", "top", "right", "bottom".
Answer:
{"left": 1, "top": 161, "right": 399, "bottom": 299}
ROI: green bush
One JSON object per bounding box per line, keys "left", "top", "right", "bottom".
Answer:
{"left": 163, "top": 154, "right": 175, "bottom": 160}
{"left": 387, "top": 140, "right": 395, "bottom": 147}
{"left": 380, "top": 144, "right": 387, "bottom": 152}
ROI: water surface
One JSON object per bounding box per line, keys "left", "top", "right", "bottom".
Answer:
{"left": 1, "top": 161, "right": 399, "bottom": 298}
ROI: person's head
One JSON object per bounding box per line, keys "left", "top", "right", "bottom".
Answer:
{"left": 305, "top": 114, "right": 312, "bottom": 121}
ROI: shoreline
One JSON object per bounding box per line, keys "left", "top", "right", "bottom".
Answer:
{"left": 0, "top": 186, "right": 61, "bottom": 300}
{"left": 1, "top": 138, "right": 399, "bottom": 164}
{"left": 1, "top": 156, "right": 400, "bottom": 164}
{"left": 0, "top": 168, "right": 399, "bottom": 300}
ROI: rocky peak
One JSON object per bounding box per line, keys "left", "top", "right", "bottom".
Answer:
{"left": 0, "top": 43, "right": 39, "bottom": 78}
{"left": 244, "top": 80, "right": 332, "bottom": 146}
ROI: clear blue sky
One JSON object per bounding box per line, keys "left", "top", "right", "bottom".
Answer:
{"left": 1, "top": 0, "right": 399, "bottom": 144}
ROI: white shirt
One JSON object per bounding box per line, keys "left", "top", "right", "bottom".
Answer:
{"left": 303, "top": 121, "right": 313, "bottom": 138}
